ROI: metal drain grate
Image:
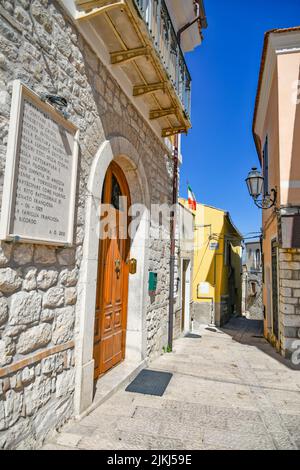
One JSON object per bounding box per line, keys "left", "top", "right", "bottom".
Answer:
{"left": 125, "top": 369, "right": 173, "bottom": 396}
{"left": 185, "top": 333, "right": 201, "bottom": 339}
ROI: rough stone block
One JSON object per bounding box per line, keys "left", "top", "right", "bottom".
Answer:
{"left": 280, "top": 304, "right": 295, "bottom": 315}
{"left": 281, "top": 326, "right": 299, "bottom": 338}
{"left": 43, "top": 287, "right": 64, "bottom": 308}
{"left": 280, "top": 270, "right": 292, "bottom": 280}
{"left": 23, "top": 376, "right": 52, "bottom": 416}
{"left": 57, "top": 248, "right": 75, "bottom": 266}
{"left": 9, "top": 372, "right": 22, "bottom": 391}
{"left": 0, "top": 399, "right": 5, "bottom": 431}
{"left": 4, "top": 389, "right": 23, "bottom": 428}
{"left": 40, "top": 308, "right": 55, "bottom": 323}
{"left": 21, "top": 367, "right": 35, "bottom": 385}
{"left": 56, "top": 369, "right": 75, "bottom": 398}
{"left": 0, "top": 296, "right": 8, "bottom": 325}
{"left": 52, "top": 307, "right": 74, "bottom": 344}
{"left": 41, "top": 355, "right": 56, "bottom": 375}
{"left": 280, "top": 287, "right": 292, "bottom": 297}
{"left": 13, "top": 244, "right": 33, "bottom": 265}
{"left": 9, "top": 291, "right": 42, "bottom": 325}
{"left": 0, "top": 268, "right": 22, "bottom": 294}
{"left": 59, "top": 268, "right": 78, "bottom": 287}
{"left": 279, "top": 252, "right": 293, "bottom": 262}
{"left": 291, "top": 270, "right": 300, "bottom": 281}
{"left": 282, "top": 280, "right": 300, "bottom": 288}
{"left": 22, "top": 267, "right": 37, "bottom": 291}
{"left": 34, "top": 246, "right": 56, "bottom": 265}
{"left": 281, "top": 262, "right": 300, "bottom": 271}
{"left": 282, "top": 315, "right": 300, "bottom": 328}
{"left": 16, "top": 323, "right": 52, "bottom": 354}
{"left": 283, "top": 297, "right": 299, "bottom": 305}
{"left": 65, "top": 287, "right": 77, "bottom": 306}
{"left": 0, "top": 336, "right": 15, "bottom": 366}
{"left": 33, "top": 395, "right": 73, "bottom": 444}
{"left": 37, "top": 269, "right": 58, "bottom": 290}
{"left": 0, "top": 418, "right": 33, "bottom": 450}
{"left": 0, "top": 242, "right": 12, "bottom": 267}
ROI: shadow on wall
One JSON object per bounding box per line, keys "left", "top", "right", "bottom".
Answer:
{"left": 222, "top": 317, "right": 300, "bottom": 371}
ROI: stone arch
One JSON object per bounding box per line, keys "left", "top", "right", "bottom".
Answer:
{"left": 74, "top": 136, "right": 150, "bottom": 417}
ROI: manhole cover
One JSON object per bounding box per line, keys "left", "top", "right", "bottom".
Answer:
{"left": 125, "top": 369, "right": 173, "bottom": 396}
{"left": 185, "top": 333, "right": 201, "bottom": 339}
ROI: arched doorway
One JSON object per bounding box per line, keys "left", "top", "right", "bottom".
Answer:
{"left": 74, "top": 137, "right": 150, "bottom": 417}
{"left": 93, "top": 161, "right": 131, "bottom": 378}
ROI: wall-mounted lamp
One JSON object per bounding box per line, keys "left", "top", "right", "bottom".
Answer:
{"left": 40, "top": 94, "right": 68, "bottom": 118}
{"left": 245, "top": 167, "right": 277, "bottom": 209}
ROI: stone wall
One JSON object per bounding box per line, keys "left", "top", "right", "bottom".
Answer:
{"left": 0, "top": 0, "right": 173, "bottom": 448}
{"left": 279, "top": 249, "right": 300, "bottom": 358}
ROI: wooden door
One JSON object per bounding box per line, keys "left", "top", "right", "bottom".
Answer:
{"left": 94, "top": 162, "right": 130, "bottom": 379}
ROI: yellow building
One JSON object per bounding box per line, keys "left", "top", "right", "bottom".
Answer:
{"left": 180, "top": 201, "right": 243, "bottom": 327}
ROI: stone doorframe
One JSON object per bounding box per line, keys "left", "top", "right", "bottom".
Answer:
{"left": 181, "top": 258, "right": 192, "bottom": 333}
{"left": 74, "top": 136, "right": 150, "bottom": 416}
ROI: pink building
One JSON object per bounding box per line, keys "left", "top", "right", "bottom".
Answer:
{"left": 253, "top": 27, "right": 300, "bottom": 358}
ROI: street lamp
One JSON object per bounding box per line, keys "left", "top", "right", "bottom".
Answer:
{"left": 246, "top": 167, "right": 277, "bottom": 209}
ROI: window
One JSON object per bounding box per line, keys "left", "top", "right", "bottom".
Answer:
{"left": 111, "top": 174, "right": 122, "bottom": 210}
{"left": 251, "top": 282, "right": 257, "bottom": 296}
{"left": 255, "top": 249, "right": 261, "bottom": 269}
{"left": 248, "top": 249, "right": 253, "bottom": 265}
{"left": 263, "top": 136, "right": 269, "bottom": 196}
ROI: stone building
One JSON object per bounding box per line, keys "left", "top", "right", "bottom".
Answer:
{"left": 173, "top": 201, "right": 195, "bottom": 339}
{"left": 252, "top": 27, "right": 300, "bottom": 357}
{"left": 241, "top": 241, "right": 263, "bottom": 321}
{"left": 179, "top": 201, "right": 243, "bottom": 328}
{"left": 0, "top": 0, "right": 206, "bottom": 448}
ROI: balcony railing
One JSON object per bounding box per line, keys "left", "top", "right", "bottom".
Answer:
{"left": 133, "top": 0, "right": 192, "bottom": 119}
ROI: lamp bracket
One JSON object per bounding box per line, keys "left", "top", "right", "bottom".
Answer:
{"left": 40, "top": 93, "right": 69, "bottom": 119}
{"left": 253, "top": 188, "right": 277, "bottom": 210}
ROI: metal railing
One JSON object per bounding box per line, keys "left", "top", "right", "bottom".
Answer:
{"left": 133, "top": 0, "right": 192, "bottom": 119}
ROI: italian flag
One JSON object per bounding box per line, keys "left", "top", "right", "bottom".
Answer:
{"left": 188, "top": 185, "right": 197, "bottom": 211}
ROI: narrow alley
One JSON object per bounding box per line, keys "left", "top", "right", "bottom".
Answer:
{"left": 42, "top": 318, "right": 300, "bottom": 451}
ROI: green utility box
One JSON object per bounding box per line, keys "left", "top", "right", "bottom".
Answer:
{"left": 148, "top": 272, "right": 158, "bottom": 293}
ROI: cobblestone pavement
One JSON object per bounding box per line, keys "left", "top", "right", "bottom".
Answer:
{"left": 42, "top": 318, "right": 300, "bottom": 450}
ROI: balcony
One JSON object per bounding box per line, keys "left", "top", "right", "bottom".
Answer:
{"left": 74, "top": 0, "right": 195, "bottom": 137}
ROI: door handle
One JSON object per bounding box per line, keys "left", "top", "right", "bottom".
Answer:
{"left": 127, "top": 258, "right": 137, "bottom": 275}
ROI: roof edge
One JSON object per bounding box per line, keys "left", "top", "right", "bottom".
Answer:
{"left": 252, "top": 26, "right": 300, "bottom": 161}
{"left": 225, "top": 212, "right": 243, "bottom": 240}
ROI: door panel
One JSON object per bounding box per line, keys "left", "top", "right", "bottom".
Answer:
{"left": 93, "top": 162, "right": 130, "bottom": 379}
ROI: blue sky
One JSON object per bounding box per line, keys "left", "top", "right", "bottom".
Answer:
{"left": 180, "top": 0, "right": 300, "bottom": 239}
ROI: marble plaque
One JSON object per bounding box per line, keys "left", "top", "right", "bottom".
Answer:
{"left": 0, "top": 81, "right": 79, "bottom": 245}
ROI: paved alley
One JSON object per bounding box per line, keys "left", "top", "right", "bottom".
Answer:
{"left": 42, "top": 318, "right": 300, "bottom": 451}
